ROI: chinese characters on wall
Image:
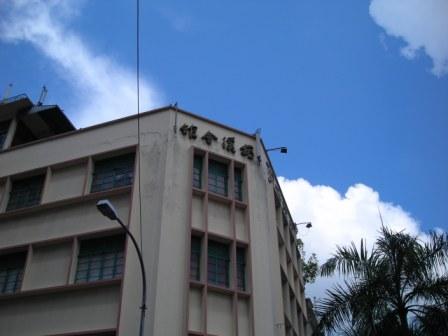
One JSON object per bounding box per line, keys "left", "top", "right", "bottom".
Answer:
{"left": 179, "top": 123, "right": 254, "bottom": 161}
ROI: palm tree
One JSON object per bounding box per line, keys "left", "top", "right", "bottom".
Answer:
{"left": 316, "top": 226, "right": 448, "bottom": 335}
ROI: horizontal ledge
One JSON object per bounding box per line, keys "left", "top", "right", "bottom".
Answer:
{"left": 0, "top": 278, "right": 122, "bottom": 301}
{"left": 192, "top": 188, "right": 205, "bottom": 197}
{"left": 207, "top": 284, "right": 234, "bottom": 296}
{"left": 187, "top": 331, "right": 203, "bottom": 336}
{"left": 189, "top": 280, "right": 205, "bottom": 289}
{"left": 46, "top": 328, "right": 116, "bottom": 336}
{"left": 0, "top": 185, "right": 132, "bottom": 220}
{"left": 235, "top": 200, "right": 247, "bottom": 209}
{"left": 207, "top": 192, "right": 232, "bottom": 205}
{"left": 237, "top": 290, "right": 251, "bottom": 299}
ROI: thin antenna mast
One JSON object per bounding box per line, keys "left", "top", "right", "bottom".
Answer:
{"left": 37, "top": 85, "right": 47, "bottom": 105}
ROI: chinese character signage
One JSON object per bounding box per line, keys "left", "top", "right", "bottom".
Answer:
{"left": 179, "top": 123, "right": 255, "bottom": 161}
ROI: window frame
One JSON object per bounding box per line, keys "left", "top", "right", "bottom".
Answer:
{"left": 234, "top": 166, "right": 243, "bottom": 201}
{"left": 207, "top": 240, "right": 230, "bottom": 287}
{"left": 190, "top": 235, "right": 202, "bottom": 281}
{"left": 75, "top": 235, "right": 125, "bottom": 284}
{"left": 6, "top": 174, "right": 45, "bottom": 211}
{"left": 208, "top": 159, "right": 228, "bottom": 196}
{"left": 192, "top": 155, "right": 203, "bottom": 189}
{"left": 236, "top": 246, "right": 247, "bottom": 291}
{"left": 0, "top": 251, "right": 26, "bottom": 295}
{"left": 90, "top": 153, "right": 135, "bottom": 193}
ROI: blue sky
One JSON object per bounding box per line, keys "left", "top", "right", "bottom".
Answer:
{"left": 1, "top": 0, "right": 447, "bottom": 297}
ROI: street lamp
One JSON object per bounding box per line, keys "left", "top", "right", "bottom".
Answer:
{"left": 96, "top": 199, "right": 147, "bottom": 336}
{"left": 266, "top": 146, "right": 288, "bottom": 154}
{"left": 296, "top": 221, "right": 312, "bottom": 229}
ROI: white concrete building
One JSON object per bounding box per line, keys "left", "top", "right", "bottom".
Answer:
{"left": 0, "top": 94, "right": 310, "bottom": 336}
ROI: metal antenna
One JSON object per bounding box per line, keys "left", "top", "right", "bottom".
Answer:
{"left": 37, "top": 85, "right": 48, "bottom": 105}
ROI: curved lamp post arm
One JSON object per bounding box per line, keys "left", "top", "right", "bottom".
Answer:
{"left": 115, "top": 217, "right": 147, "bottom": 336}
{"left": 96, "top": 200, "right": 147, "bottom": 336}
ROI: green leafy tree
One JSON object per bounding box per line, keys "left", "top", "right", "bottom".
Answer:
{"left": 297, "top": 238, "right": 319, "bottom": 284}
{"left": 316, "top": 227, "right": 448, "bottom": 336}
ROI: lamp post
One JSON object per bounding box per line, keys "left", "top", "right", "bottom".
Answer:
{"left": 96, "top": 199, "right": 147, "bottom": 336}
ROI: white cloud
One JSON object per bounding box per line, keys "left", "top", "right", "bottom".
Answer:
{"left": 278, "top": 177, "right": 422, "bottom": 299}
{"left": 0, "top": 0, "right": 162, "bottom": 127}
{"left": 369, "top": 0, "right": 448, "bottom": 77}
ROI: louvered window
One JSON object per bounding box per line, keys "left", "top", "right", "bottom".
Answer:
{"left": 234, "top": 167, "right": 243, "bottom": 201}
{"left": 91, "top": 153, "right": 135, "bottom": 193}
{"left": 6, "top": 175, "right": 45, "bottom": 211}
{"left": 237, "top": 247, "right": 246, "bottom": 291}
{"left": 208, "top": 160, "right": 228, "bottom": 196}
{"left": 193, "top": 155, "right": 203, "bottom": 189}
{"left": 75, "top": 235, "right": 125, "bottom": 283}
{"left": 0, "top": 252, "right": 26, "bottom": 294}
{"left": 207, "top": 241, "right": 229, "bottom": 287}
{"left": 190, "top": 236, "right": 201, "bottom": 281}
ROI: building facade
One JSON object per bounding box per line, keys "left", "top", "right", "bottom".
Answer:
{"left": 0, "top": 94, "right": 309, "bottom": 336}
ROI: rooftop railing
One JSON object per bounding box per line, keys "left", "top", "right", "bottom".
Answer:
{"left": 0, "top": 94, "right": 29, "bottom": 105}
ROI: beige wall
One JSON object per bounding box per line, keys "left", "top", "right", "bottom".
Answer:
{"left": 0, "top": 284, "right": 121, "bottom": 336}
{"left": 0, "top": 108, "right": 307, "bottom": 336}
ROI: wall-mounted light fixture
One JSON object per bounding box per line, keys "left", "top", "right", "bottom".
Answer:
{"left": 266, "top": 146, "right": 288, "bottom": 154}
{"left": 296, "top": 222, "right": 312, "bottom": 229}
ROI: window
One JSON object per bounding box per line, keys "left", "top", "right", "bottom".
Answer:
{"left": 0, "top": 252, "right": 26, "bottom": 294}
{"left": 91, "top": 153, "right": 135, "bottom": 193}
{"left": 0, "top": 120, "right": 10, "bottom": 149}
{"left": 207, "top": 241, "right": 229, "bottom": 287}
{"left": 75, "top": 235, "right": 125, "bottom": 283}
{"left": 208, "top": 160, "right": 228, "bottom": 196}
{"left": 237, "top": 247, "right": 246, "bottom": 291}
{"left": 6, "top": 175, "right": 45, "bottom": 211}
{"left": 190, "top": 236, "right": 201, "bottom": 281}
{"left": 234, "top": 167, "right": 243, "bottom": 201}
{"left": 193, "top": 155, "right": 203, "bottom": 189}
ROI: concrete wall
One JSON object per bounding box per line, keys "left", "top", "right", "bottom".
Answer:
{"left": 0, "top": 108, "right": 307, "bottom": 336}
{"left": 0, "top": 284, "right": 121, "bottom": 336}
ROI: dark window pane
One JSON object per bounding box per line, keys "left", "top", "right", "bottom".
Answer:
{"left": 190, "top": 236, "right": 201, "bottom": 281}
{"left": 234, "top": 168, "right": 243, "bottom": 201}
{"left": 91, "top": 153, "right": 135, "bottom": 193}
{"left": 75, "top": 235, "right": 125, "bottom": 283}
{"left": 0, "top": 252, "right": 26, "bottom": 295}
{"left": 237, "top": 247, "right": 246, "bottom": 291}
{"left": 193, "top": 155, "right": 203, "bottom": 189}
{"left": 207, "top": 241, "right": 229, "bottom": 287}
{"left": 6, "top": 175, "right": 45, "bottom": 211}
{"left": 208, "top": 160, "right": 228, "bottom": 196}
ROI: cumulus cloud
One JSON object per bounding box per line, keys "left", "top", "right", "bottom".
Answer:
{"left": 0, "top": 0, "right": 162, "bottom": 127}
{"left": 369, "top": 0, "right": 448, "bottom": 77}
{"left": 278, "top": 177, "right": 422, "bottom": 299}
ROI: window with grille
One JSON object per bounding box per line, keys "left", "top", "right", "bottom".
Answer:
{"left": 234, "top": 167, "right": 243, "bottom": 201}
{"left": 207, "top": 241, "right": 229, "bottom": 287}
{"left": 0, "top": 120, "right": 10, "bottom": 149}
{"left": 6, "top": 175, "right": 45, "bottom": 211}
{"left": 208, "top": 160, "right": 228, "bottom": 196}
{"left": 237, "top": 247, "right": 246, "bottom": 291}
{"left": 75, "top": 235, "right": 125, "bottom": 283}
{"left": 193, "top": 155, "right": 203, "bottom": 189}
{"left": 190, "top": 236, "right": 201, "bottom": 281}
{"left": 0, "top": 252, "right": 26, "bottom": 295}
{"left": 91, "top": 153, "right": 135, "bottom": 193}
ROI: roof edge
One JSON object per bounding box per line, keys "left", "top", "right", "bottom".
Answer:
{"left": 0, "top": 105, "right": 256, "bottom": 154}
